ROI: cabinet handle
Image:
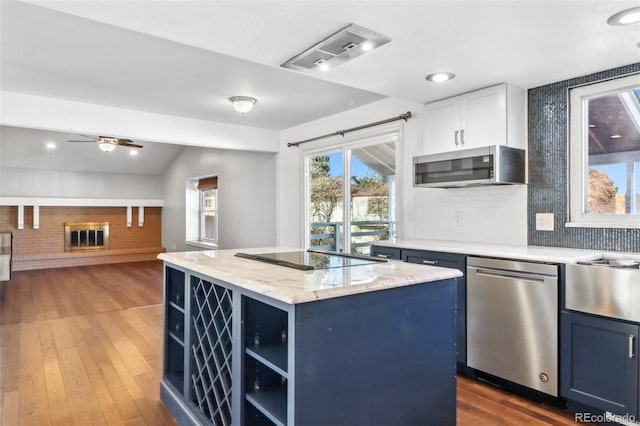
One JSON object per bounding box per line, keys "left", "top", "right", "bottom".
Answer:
{"left": 460, "top": 129, "right": 465, "bottom": 146}
{"left": 630, "top": 335, "right": 636, "bottom": 359}
{"left": 422, "top": 259, "right": 439, "bottom": 265}
{"left": 376, "top": 254, "right": 389, "bottom": 259}
{"left": 454, "top": 130, "right": 459, "bottom": 147}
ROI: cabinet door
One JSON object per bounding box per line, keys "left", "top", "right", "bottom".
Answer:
{"left": 460, "top": 84, "right": 507, "bottom": 149}
{"left": 423, "top": 97, "right": 461, "bottom": 154}
{"left": 402, "top": 250, "right": 467, "bottom": 367}
{"left": 561, "top": 311, "right": 639, "bottom": 418}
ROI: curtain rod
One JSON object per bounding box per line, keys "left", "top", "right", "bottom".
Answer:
{"left": 287, "top": 111, "right": 412, "bottom": 148}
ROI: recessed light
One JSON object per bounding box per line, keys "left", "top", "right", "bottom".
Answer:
{"left": 314, "top": 59, "right": 330, "bottom": 72}
{"left": 361, "top": 41, "right": 374, "bottom": 51}
{"left": 426, "top": 72, "right": 455, "bottom": 82}
{"left": 45, "top": 142, "right": 56, "bottom": 149}
{"left": 607, "top": 7, "right": 640, "bottom": 26}
{"left": 129, "top": 150, "right": 139, "bottom": 156}
{"left": 610, "top": 134, "right": 622, "bottom": 139}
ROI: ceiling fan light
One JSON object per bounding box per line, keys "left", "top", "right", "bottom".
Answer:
{"left": 98, "top": 142, "right": 116, "bottom": 152}
{"left": 229, "top": 96, "right": 257, "bottom": 114}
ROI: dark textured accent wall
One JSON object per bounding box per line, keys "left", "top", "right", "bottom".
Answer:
{"left": 528, "top": 63, "right": 640, "bottom": 252}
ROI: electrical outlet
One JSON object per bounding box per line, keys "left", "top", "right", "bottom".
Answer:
{"left": 535, "top": 213, "right": 554, "bottom": 231}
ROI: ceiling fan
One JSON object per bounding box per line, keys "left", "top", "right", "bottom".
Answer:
{"left": 68, "top": 134, "right": 143, "bottom": 152}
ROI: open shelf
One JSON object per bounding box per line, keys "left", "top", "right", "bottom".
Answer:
{"left": 245, "top": 400, "right": 280, "bottom": 426}
{"left": 165, "top": 372, "right": 184, "bottom": 393}
{"left": 246, "top": 345, "right": 287, "bottom": 376}
{"left": 245, "top": 387, "right": 287, "bottom": 426}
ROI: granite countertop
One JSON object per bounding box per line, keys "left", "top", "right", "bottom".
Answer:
{"left": 373, "top": 238, "right": 640, "bottom": 264}
{"left": 158, "top": 247, "right": 462, "bottom": 305}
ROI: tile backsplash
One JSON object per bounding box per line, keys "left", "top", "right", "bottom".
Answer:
{"left": 528, "top": 63, "right": 640, "bottom": 252}
{"left": 413, "top": 185, "right": 527, "bottom": 245}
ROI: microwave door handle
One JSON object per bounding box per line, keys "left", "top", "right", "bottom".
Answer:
{"left": 454, "top": 130, "right": 459, "bottom": 147}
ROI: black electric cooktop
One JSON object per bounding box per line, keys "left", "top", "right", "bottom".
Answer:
{"left": 234, "top": 250, "right": 386, "bottom": 271}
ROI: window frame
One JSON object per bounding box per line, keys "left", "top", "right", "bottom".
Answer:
{"left": 199, "top": 187, "right": 218, "bottom": 243}
{"left": 568, "top": 73, "right": 640, "bottom": 229}
{"left": 301, "top": 123, "right": 401, "bottom": 253}
{"left": 185, "top": 175, "right": 219, "bottom": 249}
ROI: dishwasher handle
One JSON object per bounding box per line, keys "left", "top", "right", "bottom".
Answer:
{"left": 468, "top": 266, "right": 553, "bottom": 283}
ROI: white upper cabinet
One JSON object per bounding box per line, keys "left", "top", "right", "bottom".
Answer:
{"left": 423, "top": 83, "right": 526, "bottom": 154}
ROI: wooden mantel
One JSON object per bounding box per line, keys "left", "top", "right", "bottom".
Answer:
{"left": 0, "top": 197, "right": 164, "bottom": 230}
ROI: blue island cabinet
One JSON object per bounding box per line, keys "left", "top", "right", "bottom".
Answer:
{"left": 561, "top": 311, "right": 639, "bottom": 420}
{"left": 160, "top": 263, "right": 457, "bottom": 426}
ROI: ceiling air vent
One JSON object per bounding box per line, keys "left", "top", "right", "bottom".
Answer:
{"left": 281, "top": 23, "right": 391, "bottom": 73}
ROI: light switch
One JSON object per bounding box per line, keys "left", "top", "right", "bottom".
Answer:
{"left": 535, "top": 213, "right": 554, "bottom": 231}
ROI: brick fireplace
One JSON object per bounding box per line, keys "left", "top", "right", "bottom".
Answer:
{"left": 0, "top": 206, "right": 165, "bottom": 271}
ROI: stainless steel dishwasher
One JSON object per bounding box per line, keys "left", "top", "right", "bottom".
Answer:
{"left": 467, "top": 256, "right": 558, "bottom": 396}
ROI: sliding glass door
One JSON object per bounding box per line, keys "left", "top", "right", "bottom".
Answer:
{"left": 306, "top": 138, "right": 396, "bottom": 255}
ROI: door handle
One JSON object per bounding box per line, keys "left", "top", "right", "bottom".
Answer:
{"left": 630, "top": 335, "right": 636, "bottom": 359}
{"left": 422, "top": 259, "right": 439, "bottom": 265}
{"left": 460, "top": 129, "right": 465, "bottom": 146}
{"left": 376, "top": 254, "right": 389, "bottom": 259}
{"left": 454, "top": 130, "right": 459, "bottom": 146}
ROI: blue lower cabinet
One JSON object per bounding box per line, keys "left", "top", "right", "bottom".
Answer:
{"left": 370, "top": 245, "right": 401, "bottom": 260}
{"left": 561, "top": 311, "right": 639, "bottom": 419}
{"left": 401, "top": 250, "right": 467, "bottom": 369}
{"left": 161, "top": 261, "right": 457, "bottom": 425}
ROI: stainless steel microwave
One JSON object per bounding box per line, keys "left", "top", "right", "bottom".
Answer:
{"left": 413, "top": 145, "right": 526, "bottom": 188}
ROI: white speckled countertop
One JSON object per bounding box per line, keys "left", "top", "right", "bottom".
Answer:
{"left": 158, "top": 247, "right": 462, "bottom": 304}
{"left": 373, "top": 239, "right": 640, "bottom": 263}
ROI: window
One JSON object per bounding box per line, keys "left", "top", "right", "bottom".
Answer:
{"left": 185, "top": 175, "right": 219, "bottom": 248}
{"left": 198, "top": 176, "right": 218, "bottom": 242}
{"left": 569, "top": 73, "right": 640, "bottom": 228}
{"left": 304, "top": 127, "right": 398, "bottom": 255}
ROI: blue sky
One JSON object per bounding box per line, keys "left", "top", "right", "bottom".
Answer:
{"left": 327, "top": 152, "right": 371, "bottom": 178}
{"left": 592, "top": 162, "right": 640, "bottom": 196}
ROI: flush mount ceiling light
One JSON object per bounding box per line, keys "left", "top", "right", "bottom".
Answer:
{"left": 425, "top": 72, "right": 455, "bottom": 82}
{"left": 607, "top": 7, "right": 640, "bottom": 25}
{"left": 229, "top": 96, "right": 257, "bottom": 114}
{"left": 98, "top": 141, "right": 116, "bottom": 152}
{"left": 281, "top": 23, "right": 391, "bottom": 73}
{"left": 45, "top": 142, "right": 56, "bottom": 149}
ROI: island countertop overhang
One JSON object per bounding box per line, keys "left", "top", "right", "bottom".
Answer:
{"left": 158, "top": 247, "right": 462, "bottom": 304}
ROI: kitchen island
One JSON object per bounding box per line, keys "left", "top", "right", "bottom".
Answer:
{"left": 158, "top": 248, "right": 461, "bottom": 426}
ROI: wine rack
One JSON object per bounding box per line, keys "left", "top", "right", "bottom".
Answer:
{"left": 191, "top": 276, "right": 233, "bottom": 426}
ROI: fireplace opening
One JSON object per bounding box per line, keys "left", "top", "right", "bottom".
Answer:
{"left": 65, "top": 222, "right": 110, "bottom": 251}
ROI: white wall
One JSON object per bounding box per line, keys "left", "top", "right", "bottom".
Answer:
{"left": 277, "top": 97, "right": 527, "bottom": 247}
{"left": 162, "top": 145, "right": 276, "bottom": 252}
{"left": 0, "top": 167, "right": 161, "bottom": 199}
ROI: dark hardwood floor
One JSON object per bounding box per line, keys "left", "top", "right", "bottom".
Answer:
{"left": 0, "top": 261, "right": 582, "bottom": 425}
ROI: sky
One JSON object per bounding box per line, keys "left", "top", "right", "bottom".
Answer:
{"left": 593, "top": 162, "right": 640, "bottom": 196}
{"left": 327, "top": 152, "right": 372, "bottom": 178}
